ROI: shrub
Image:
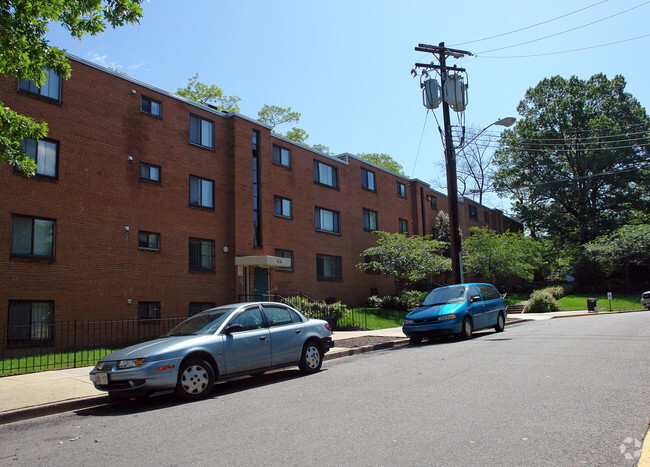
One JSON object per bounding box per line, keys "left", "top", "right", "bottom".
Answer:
{"left": 541, "top": 286, "right": 565, "bottom": 300}
{"left": 524, "top": 289, "right": 560, "bottom": 313}
{"left": 396, "top": 290, "right": 427, "bottom": 310}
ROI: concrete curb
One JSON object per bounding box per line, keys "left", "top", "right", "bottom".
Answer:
{"left": 550, "top": 310, "right": 645, "bottom": 319}
{"left": 0, "top": 395, "right": 108, "bottom": 425}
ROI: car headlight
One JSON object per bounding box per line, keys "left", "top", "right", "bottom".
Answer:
{"left": 437, "top": 314, "right": 456, "bottom": 321}
{"left": 117, "top": 359, "right": 145, "bottom": 369}
{"left": 403, "top": 319, "right": 414, "bottom": 325}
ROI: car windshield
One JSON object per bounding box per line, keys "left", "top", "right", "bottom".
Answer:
{"left": 421, "top": 286, "right": 468, "bottom": 306}
{"left": 165, "top": 308, "right": 235, "bottom": 336}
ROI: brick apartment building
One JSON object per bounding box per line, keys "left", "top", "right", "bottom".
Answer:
{"left": 0, "top": 55, "right": 520, "bottom": 336}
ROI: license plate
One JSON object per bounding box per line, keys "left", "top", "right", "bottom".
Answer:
{"left": 96, "top": 372, "right": 108, "bottom": 385}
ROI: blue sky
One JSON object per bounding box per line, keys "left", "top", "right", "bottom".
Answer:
{"left": 45, "top": 0, "right": 650, "bottom": 212}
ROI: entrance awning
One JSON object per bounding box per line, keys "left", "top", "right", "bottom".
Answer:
{"left": 235, "top": 255, "right": 292, "bottom": 268}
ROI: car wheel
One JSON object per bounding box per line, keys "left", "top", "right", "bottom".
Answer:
{"left": 175, "top": 358, "right": 215, "bottom": 401}
{"left": 460, "top": 316, "right": 473, "bottom": 339}
{"left": 494, "top": 312, "right": 505, "bottom": 333}
{"left": 299, "top": 341, "right": 323, "bottom": 374}
{"left": 409, "top": 336, "right": 423, "bottom": 345}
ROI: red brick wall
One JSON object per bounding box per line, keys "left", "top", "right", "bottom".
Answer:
{"left": 0, "top": 61, "right": 233, "bottom": 324}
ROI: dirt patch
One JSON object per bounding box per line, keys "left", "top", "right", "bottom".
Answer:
{"left": 334, "top": 336, "right": 406, "bottom": 348}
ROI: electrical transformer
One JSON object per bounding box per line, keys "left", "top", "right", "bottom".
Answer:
{"left": 444, "top": 73, "right": 468, "bottom": 112}
{"left": 422, "top": 78, "right": 442, "bottom": 109}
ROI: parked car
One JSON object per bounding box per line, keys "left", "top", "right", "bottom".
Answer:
{"left": 402, "top": 283, "right": 506, "bottom": 344}
{"left": 89, "top": 302, "right": 333, "bottom": 401}
{"left": 642, "top": 291, "right": 650, "bottom": 310}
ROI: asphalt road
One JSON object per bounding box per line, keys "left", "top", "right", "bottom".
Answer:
{"left": 1, "top": 313, "right": 648, "bottom": 466}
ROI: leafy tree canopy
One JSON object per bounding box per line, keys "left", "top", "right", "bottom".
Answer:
{"left": 284, "top": 127, "right": 309, "bottom": 145}
{"left": 176, "top": 73, "right": 241, "bottom": 112}
{"left": 257, "top": 104, "right": 300, "bottom": 130}
{"left": 358, "top": 231, "right": 451, "bottom": 291}
{"left": 356, "top": 153, "right": 405, "bottom": 176}
{"left": 463, "top": 227, "right": 542, "bottom": 290}
{"left": 494, "top": 74, "right": 650, "bottom": 246}
{"left": 583, "top": 224, "right": 650, "bottom": 290}
{"left": 0, "top": 0, "right": 144, "bottom": 174}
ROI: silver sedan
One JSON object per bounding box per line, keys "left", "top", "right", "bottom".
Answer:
{"left": 89, "top": 302, "right": 333, "bottom": 401}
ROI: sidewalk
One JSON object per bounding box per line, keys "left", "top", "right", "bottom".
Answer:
{"left": 0, "top": 310, "right": 638, "bottom": 424}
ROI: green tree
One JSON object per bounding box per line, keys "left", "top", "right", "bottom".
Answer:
{"left": 584, "top": 224, "right": 650, "bottom": 291}
{"left": 284, "top": 127, "right": 309, "bottom": 145}
{"left": 257, "top": 104, "right": 301, "bottom": 130}
{"left": 176, "top": 74, "right": 241, "bottom": 112}
{"left": 311, "top": 144, "right": 332, "bottom": 155}
{"left": 494, "top": 74, "right": 650, "bottom": 245}
{"left": 0, "top": 0, "right": 144, "bottom": 174}
{"left": 358, "top": 231, "right": 451, "bottom": 292}
{"left": 462, "top": 227, "right": 542, "bottom": 290}
{"left": 356, "top": 153, "right": 405, "bottom": 176}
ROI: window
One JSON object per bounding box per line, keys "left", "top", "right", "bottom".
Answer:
{"left": 230, "top": 307, "right": 264, "bottom": 331}
{"left": 189, "top": 302, "right": 215, "bottom": 316}
{"left": 263, "top": 305, "right": 302, "bottom": 326}
{"left": 189, "top": 175, "right": 214, "bottom": 208}
{"left": 469, "top": 205, "right": 478, "bottom": 220}
{"left": 138, "top": 231, "right": 160, "bottom": 250}
{"left": 399, "top": 218, "right": 409, "bottom": 234}
{"left": 141, "top": 96, "right": 161, "bottom": 117}
{"left": 189, "top": 115, "right": 214, "bottom": 149}
{"left": 274, "top": 249, "right": 294, "bottom": 272}
{"left": 11, "top": 215, "right": 55, "bottom": 259}
{"left": 314, "top": 160, "right": 338, "bottom": 188}
{"left": 364, "top": 255, "right": 380, "bottom": 274}
{"left": 138, "top": 302, "right": 160, "bottom": 320}
{"left": 315, "top": 207, "right": 340, "bottom": 234}
{"left": 397, "top": 182, "right": 406, "bottom": 198}
{"left": 361, "top": 168, "right": 375, "bottom": 191}
{"left": 19, "top": 138, "right": 58, "bottom": 177}
{"left": 363, "top": 208, "right": 378, "bottom": 231}
{"left": 429, "top": 195, "right": 438, "bottom": 210}
{"left": 189, "top": 238, "right": 215, "bottom": 272}
{"left": 19, "top": 69, "right": 61, "bottom": 101}
{"left": 140, "top": 163, "right": 161, "bottom": 182}
{"left": 484, "top": 211, "right": 490, "bottom": 223}
{"left": 478, "top": 284, "right": 501, "bottom": 301}
{"left": 317, "top": 254, "right": 342, "bottom": 281}
{"left": 7, "top": 300, "right": 53, "bottom": 345}
{"left": 253, "top": 130, "right": 262, "bottom": 248}
{"left": 274, "top": 196, "right": 292, "bottom": 218}
{"left": 273, "top": 145, "right": 291, "bottom": 167}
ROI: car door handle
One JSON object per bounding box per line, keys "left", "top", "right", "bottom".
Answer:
{"left": 295, "top": 330, "right": 302, "bottom": 334}
{"left": 259, "top": 336, "right": 267, "bottom": 341}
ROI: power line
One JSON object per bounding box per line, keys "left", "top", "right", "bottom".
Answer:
{"left": 476, "top": 1, "right": 650, "bottom": 55}
{"left": 478, "top": 32, "right": 650, "bottom": 58}
{"left": 451, "top": 0, "right": 609, "bottom": 47}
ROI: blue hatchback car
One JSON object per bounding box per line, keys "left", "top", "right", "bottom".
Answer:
{"left": 402, "top": 283, "right": 506, "bottom": 344}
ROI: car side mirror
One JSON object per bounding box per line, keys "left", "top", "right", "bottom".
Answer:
{"left": 224, "top": 324, "right": 244, "bottom": 335}
{"left": 470, "top": 296, "right": 482, "bottom": 303}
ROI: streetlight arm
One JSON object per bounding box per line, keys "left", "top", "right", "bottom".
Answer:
{"left": 455, "top": 116, "right": 516, "bottom": 152}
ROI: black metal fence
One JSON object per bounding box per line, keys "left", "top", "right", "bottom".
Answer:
{"left": 0, "top": 317, "right": 185, "bottom": 376}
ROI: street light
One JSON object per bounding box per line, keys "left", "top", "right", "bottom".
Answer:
{"left": 446, "top": 116, "right": 516, "bottom": 285}
{"left": 456, "top": 116, "right": 516, "bottom": 152}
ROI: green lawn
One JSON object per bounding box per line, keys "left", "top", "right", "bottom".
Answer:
{"left": 557, "top": 294, "right": 645, "bottom": 312}
{"left": 346, "top": 308, "right": 409, "bottom": 330}
{"left": 1, "top": 348, "right": 119, "bottom": 376}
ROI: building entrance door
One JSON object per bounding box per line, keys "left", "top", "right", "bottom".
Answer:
{"left": 253, "top": 267, "right": 269, "bottom": 300}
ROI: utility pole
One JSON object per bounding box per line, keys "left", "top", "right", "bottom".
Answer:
{"left": 414, "top": 42, "right": 472, "bottom": 284}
